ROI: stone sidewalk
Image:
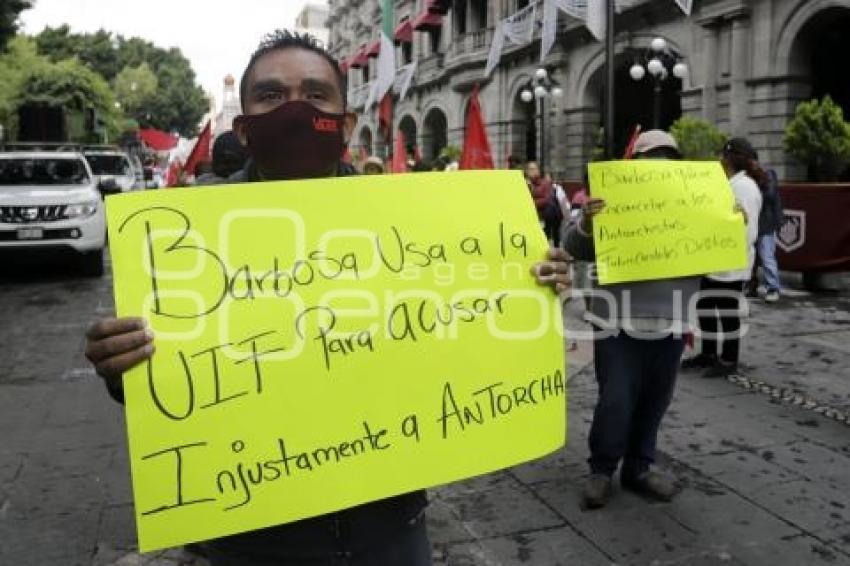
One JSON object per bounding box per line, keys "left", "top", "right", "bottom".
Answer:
{"left": 1, "top": 265, "right": 849, "bottom": 565}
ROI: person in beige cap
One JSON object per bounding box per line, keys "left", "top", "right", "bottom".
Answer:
{"left": 564, "top": 129, "right": 697, "bottom": 509}
{"left": 363, "top": 155, "right": 385, "bottom": 175}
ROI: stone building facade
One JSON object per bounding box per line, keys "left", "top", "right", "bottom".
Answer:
{"left": 326, "top": 0, "right": 850, "bottom": 180}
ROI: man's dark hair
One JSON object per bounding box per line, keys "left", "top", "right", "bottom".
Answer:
{"left": 211, "top": 130, "right": 248, "bottom": 178}
{"left": 239, "top": 29, "right": 347, "bottom": 112}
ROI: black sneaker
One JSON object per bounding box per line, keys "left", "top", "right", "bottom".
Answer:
{"left": 681, "top": 353, "right": 717, "bottom": 370}
{"left": 703, "top": 360, "right": 737, "bottom": 378}
{"left": 582, "top": 474, "right": 612, "bottom": 510}
{"left": 621, "top": 470, "right": 680, "bottom": 502}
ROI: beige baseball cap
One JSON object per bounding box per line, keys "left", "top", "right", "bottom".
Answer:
{"left": 632, "top": 129, "right": 680, "bottom": 156}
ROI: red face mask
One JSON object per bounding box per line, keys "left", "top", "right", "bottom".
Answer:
{"left": 235, "top": 100, "right": 346, "bottom": 181}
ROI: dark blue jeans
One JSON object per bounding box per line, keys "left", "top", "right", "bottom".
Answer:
{"left": 588, "top": 330, "right": 684, "bottom": 478}
{"left": 203, "top": 492, "right": 432, "bottom": 566}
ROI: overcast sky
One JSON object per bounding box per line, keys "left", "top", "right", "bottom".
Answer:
{"left": 21, "top": 0, "right": 315, "bottom": 110}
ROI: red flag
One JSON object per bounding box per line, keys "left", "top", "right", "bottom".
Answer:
{"left": 359, "top": 146, "right": 368, "bottom": 162}
{"left": 460, "top": 84, "right": 494, "bottom": 170}
{"left": 414, "top": 144, "right": 422, "bottom": 164}
{"left": 391, "top": 129, "right": 407, "bottom": 173}
{"left": 623, "top": 124, "right": 642, "bottom": 159}
{"left": 139, "top": 128, "right": 178, "bottom": 151}
{"left": 184, "top": 120, "right": 212, "bottom": 176}
{"left": 378, "top": 93, "right": 393, "bottom": 142}
{"left": 342, "top": 147, "right": 353, "bottom": 165}
{"left": 165, "top": 160, "right": 182, "bottom": 187}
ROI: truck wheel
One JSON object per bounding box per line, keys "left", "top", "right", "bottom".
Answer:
{"left": 81, "top": 249, "right": 104, "bottom": 277}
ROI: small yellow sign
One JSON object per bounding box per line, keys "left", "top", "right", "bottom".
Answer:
{"left": 588, "top": 161, "right": 747, "bottom": 285}
{"left": 106, "top": 170, "right": 566, "bottom": 552}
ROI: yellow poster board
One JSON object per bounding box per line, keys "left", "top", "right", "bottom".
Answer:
{"left": 105, "top": 170, "right": 566, "bottom": 552}
{"left": 588, "top": 161, "right": 747, "bottom": 285}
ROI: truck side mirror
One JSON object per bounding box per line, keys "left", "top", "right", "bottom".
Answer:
{"left": 98, "top": 178, "right": 120, "bottom": 195}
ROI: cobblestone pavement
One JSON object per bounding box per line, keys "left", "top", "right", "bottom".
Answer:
{"left": 1, "top": 255, "right": 848, "bottom": 565}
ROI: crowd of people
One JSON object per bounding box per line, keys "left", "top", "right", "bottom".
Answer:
{"left": 82, "top": 26, "right": 787, "bottom": 565}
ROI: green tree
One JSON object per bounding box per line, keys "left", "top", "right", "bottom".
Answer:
{"left": 34, "top": 26, "right": 209, "bottom": 136}
{"left": 0, "top": 0, "right": 31, "bottom": 52}
{"left": 785, "top": 95, "right": 850, "bottom": 181}
{"left": 134, "top": 48, "right": 207, "bottom": 136}
{"left": 0, "top": 36, "right": 46, "bottom": 134}
{"left": 114, "top": 62, "right": 157, "bottom": 115}
{"left": 670, "top": 116, "right": 728, "bottom": 160}
{"left": 439, "top": 145, "right": 462, "bottom": 162}
{"left": 33, "top": 24, "right": 82, "bottom": 62}
{"left": 16, "top": 56, "right": 123, "bottom": 141}
{"left": 36, "top": 27, "right": 121, "bottom": 80}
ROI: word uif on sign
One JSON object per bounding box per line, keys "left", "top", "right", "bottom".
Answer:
{"left": 588, "top": 160, "right": 748, "bottom": 285}
{"left": 106, "top": 170, "right": 566, "bottom": 552}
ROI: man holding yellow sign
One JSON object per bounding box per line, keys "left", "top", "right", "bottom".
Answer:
{"left": 84, "top": 30, "right": 570, "bottom": 564}
{"left": 564, "top": 130, "right": 749, "bottom": 510}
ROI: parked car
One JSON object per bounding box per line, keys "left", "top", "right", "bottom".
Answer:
{"left": 84, "top": 148, "right": 137, "bottom": 193}
{"left": 0, "top": 151, "right": 106, "bottom": 276}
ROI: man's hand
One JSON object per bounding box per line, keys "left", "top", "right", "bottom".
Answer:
{"left": 532, "top": 248, "right": 572, "bottom": 294}
{"left": 85, "top": 317, "right": 155, "bottom": 390}
{"left": 580, "top": 198, "right": 606, "bottom": 232}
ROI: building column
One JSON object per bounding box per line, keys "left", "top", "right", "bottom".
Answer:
{"left": 729, "top": 12, "right": 751, "bottom": 136}
{"left": 701, "top": 21, "right": 720, "bottom": 123}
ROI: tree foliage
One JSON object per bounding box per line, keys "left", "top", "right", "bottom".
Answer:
{"left": 0, "top": 36, "right": 121, "bottom": 141}
{"left": 0, "top": 35, "right": 40, "bottom": 125}
{"left": 114, "top": 62, "right": 158, "bottom": 114}
{"left": 0, "top": 0, "right": 31, "bottom": 52}
{"left": 33, "top": 26, "right": 208, "bottom": 136}
{"left": 784, "top": 95, "right": 850, "bottom": 181}
{"left": 670, "top": 116, "right": 728, "bottom": 160}
{"left": 439, "top": 145, "right": 462, "bottom": 162}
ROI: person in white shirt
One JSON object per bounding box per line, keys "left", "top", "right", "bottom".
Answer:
{"left": 683, "top": 137, "right": 764, "bottom": 378}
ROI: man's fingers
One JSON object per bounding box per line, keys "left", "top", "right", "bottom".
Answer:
{"left": 86, "top": 317, "right": 147, "bottom": 341}
{"left": 95, "top": 344, "right": 155, "bottom": 384}
{"left": 547, "top": 247, "right": 569, "bottom": 262}
{"left": 85, "top": 328, "right": 154, "bottom": 364}
{"left": 532, "top": 261, "right": 570, "bottom": 278}
{"left": 554, "top": 274, "right": 571, "bottom": 293}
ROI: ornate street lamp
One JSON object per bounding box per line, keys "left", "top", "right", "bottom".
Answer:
{"left": 629, "top": 37, "right": 688, "bottom": 129}
{"left": 520, "top": 67, "right": 564, "bottom": 174}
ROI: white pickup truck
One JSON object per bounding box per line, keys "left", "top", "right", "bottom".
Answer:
{"left": 0, "top": 150, "right": 107, "bottom": 276}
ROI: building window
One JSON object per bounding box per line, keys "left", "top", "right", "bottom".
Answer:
{"left": 472, "top": 0, "right": 487, "bottom": 30}
{"left": 402, "top": 42, "right": 413, "bottom": 65}
{"left": 455, "top": 0, "right": 467, "bottom": 35}
{"left": 361, "top": 63, "right": 370, "bottom": 84}
{"left": 430, "top": 28, "right": 442, "bottom": 54}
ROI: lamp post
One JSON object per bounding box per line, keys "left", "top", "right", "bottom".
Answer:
{"left": 521, "top": 67, "right": 564, "bottom": 174}
{"left": 629, "top": 37, "right": 688, "bottom": 129}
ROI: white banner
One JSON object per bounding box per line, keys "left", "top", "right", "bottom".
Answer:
{"left": 675, "top": 0, "right": 693, "bottom": 16}
{"left": 541, "top": 0, "right": 587, "bottom": 61}
{"left": 393, "top": 61, "right": 417, "bottom": 101}
{"left": 485, "top": 2, "right": 538, "bottom": 78}
{"left": 484, "top": 21, "right": 506, "bottom": 78}
{"left": 503, "top": 1, "right": 538, "bottom": 44}
{"left": 365, "top": 32, "right": 396, "bottom": 109}
{"left": 539, "top": 0, "right": 661, "bottom": 59}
